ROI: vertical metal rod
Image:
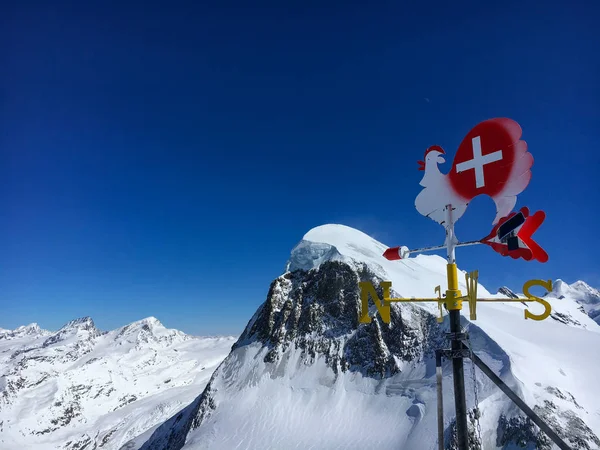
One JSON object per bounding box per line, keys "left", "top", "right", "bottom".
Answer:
{"left": 436, "top": 350, "right": 444, "bottom": 450}
{"left": 445, "top": 205, "right": 469, "bottom": 450}
{"left": 464, "top": 343, "right": 572, "bottom": 450}
{"left": 450, "top": 310, "right": 469, "bottom": 450}
{"left": 445, "top": 205, "right": 456, "bottom": 264}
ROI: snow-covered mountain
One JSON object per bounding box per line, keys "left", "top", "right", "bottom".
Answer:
{"left": 0, "top": 323, "right": 51, "bottom": 341}
{"left": 137, "top": 224, "right": 600, "bottom": 450}
{"left": 550, "top": 279, "right": 600, "bottom": 325}
{"left": 0, "top": 316, "right": 236, "bottom": 450}
{"left": 496, "top": 286, "right": 519, "bottom": 299}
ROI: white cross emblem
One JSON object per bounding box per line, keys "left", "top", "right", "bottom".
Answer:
{"left": 455, "top": 136, "right": 503, "bottom": 188}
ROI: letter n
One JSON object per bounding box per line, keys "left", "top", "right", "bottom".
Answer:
{"left": 359, "top": 281, "right": 391, "bottom": 324}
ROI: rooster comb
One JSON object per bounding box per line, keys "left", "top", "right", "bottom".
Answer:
{"left": 424, "top": 145, "right": 445, "bottom": 158}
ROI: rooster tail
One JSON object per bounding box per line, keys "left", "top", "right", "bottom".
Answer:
{"left": 492, "top": 195, "right": 517, "bottom": 225}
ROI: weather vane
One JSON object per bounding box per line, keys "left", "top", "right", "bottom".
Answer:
{"left": 358, "top": 118, "right": 571, "bottom": 450}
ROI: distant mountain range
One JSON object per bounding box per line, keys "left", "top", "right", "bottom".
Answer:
{"left": 0, "top": 316, "right": 235, "bottom": 449}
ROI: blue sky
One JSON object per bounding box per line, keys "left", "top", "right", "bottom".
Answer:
{"left": 2, "top": 1, "right": 599, "bottom": 335}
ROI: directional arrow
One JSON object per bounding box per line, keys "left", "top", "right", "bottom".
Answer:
{"left": 481, "top": 207, "right": 548, "bottom": 263}
{"left": 382, "top": 207, "right": 548, "bottom": 263}
{"left": 516, "top": 210, "right": 548, "bottom": 263}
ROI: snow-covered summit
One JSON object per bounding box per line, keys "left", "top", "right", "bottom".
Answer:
{"left": 552, "top": 279, "right": 600, "bottom": 302}
{"left": 551, "top": 279, "right": 600, "bottom": 324}
{"left": 60, "top": 316, "right": 98, "bottom": 331}
{"left": 42, "top": 315, "right": 103, "bottom": 348}
{"left": 0, "top": 322, "right": 50, "bottom": 340}
{"left": 114, "top": 316, "right": 164, "bottom": 335}
{"left": 112, "top": 316, "right": 190, "bottom": 347}
{"left": 286, "top": 224, "right": 378, "bottom": 272}
{"left": 287, "top": 224, "right": 492, "bottom": 307}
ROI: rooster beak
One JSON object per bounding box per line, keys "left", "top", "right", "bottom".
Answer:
{"left": 417, "top": 160, "right": 425, "bottom": 171}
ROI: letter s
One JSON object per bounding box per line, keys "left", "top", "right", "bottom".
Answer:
{"left": 523, "top": 279, "right": 552, "bottom": 321}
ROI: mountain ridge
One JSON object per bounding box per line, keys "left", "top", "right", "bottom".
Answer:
{"left": 0, "top": 316, "right": 236, "bottom": 450}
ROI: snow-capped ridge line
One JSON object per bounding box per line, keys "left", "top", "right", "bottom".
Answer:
{"left": 0, "top": 315, "right": 236, "bottom": 450}
{"left": 58, "top": 316, "right": 100, "bottom": 332}
{"left": 0, "top": 322, "right": 51, "bottom": 340}
{"left": 549, "top": 279, "right": 600, "bottom": 326}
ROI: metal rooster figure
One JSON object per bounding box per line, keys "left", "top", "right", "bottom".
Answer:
{"left": 416, "top": 118, "right": 532, "bottom": 226}
{"left": 358, "top": 118, "right": 572, "bottom": 450}
{"left": 385, "top": 117, "right": 548, "bottom": 263}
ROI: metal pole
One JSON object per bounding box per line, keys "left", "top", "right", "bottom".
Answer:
{"left": 445, "top": 205, "right": 457, "bottom": 265}
{"left": 450, "top": 310, "right": 469, "bottom": 450}
{"left": 436, "top": 350, "right": 444, "bottom": 450}
{"left": 445, "top": 205, "right": 470, "bottom": 450}
{"left": 464, "top": 343, "right": 572, "bottom": 450}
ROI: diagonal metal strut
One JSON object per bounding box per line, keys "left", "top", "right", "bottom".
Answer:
{"left": 437, "top": 340, "right": 572, "bottom": 450}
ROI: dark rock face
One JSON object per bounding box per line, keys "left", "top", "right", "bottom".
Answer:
{"left": 545, "top": 386, "right": 583, "bottom": 409}
{"left": 497, "top": 287, "right": 519, "bottom": 299}
{"left": 550, "top": 311, "right": 583, "bottom": 327}
{"left": 234, "top": 261, "right": 444, "bottom": 378}
{"left": 496, "top": 414, "right": 552, "bottom": 449}
{"left": 496, "top": 399, "right": 600, "bottom": 450}
{"left": 43, "top": 317, "right": 102, "bottom": 348}
{"left": 445, "top": 408, "right": 482, "bottom": 450}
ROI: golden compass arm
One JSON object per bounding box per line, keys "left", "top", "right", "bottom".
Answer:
{"left": 359, "top": 276, "right": 554, "bottom": 324}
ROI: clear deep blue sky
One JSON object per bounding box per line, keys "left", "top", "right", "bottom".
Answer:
{"left": 2, "top": 1, "right": 599, "bottom": 335}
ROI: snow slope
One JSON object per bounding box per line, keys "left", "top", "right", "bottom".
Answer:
{"left": 138, "top": 224, "right": 600, "bottom": 450}
{"left": 0, "top": 316, "right": 236, "bottom": 450}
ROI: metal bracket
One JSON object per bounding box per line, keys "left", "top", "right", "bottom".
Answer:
{"left": 465, "top": 270, "right": 478, "bottom": 320}
{"left": 440, "top": 348, "right": 472, "bottom": 359}
{"left": 445, "top": 332, "right": 468, "bottom": 341}
{"left": 435, "top": 285, "right": 445, "bottom": 323}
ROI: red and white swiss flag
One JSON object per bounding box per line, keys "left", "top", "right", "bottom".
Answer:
{"left": 448, "top": 118, "right": 529, "bottom": 201}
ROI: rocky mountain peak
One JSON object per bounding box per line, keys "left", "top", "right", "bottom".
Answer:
{"left": 552, "top": 279, "right": 570, "bottom": 297}
{"left": 137, "top": 316, "right": 163, "bottom": 327}
{"left": 550, "top": 280, "right": 600, "bottom": 325}
{"left": 59, "top": 316, "right": 98, "bottom": 332}
{"left": 549, "top": 279, "right": 599, "bottom": 299}
{"left": 570, "top": 280, "right": 600, "bottom": 304}
{"left": 0, "top": 323, "right": 50, "bottom": 340}
{"left": 42, "top": 316, "right": 102, "bottom": 348}
{"left": 497, "top": 286, "right": 519, "bottom": 299}
{"left": 113, "top": 316, "right": 189, "bottom": 348}
{"left": 117, "top": 316, "right": 164, "bottom": 333}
